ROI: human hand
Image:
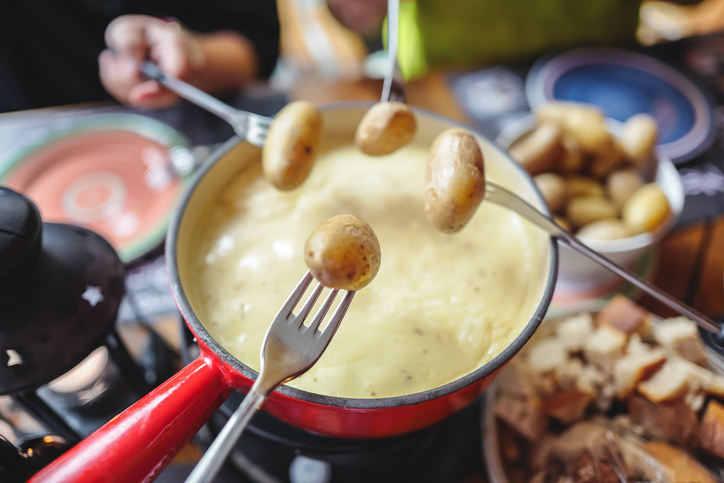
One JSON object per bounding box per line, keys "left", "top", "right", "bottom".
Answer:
{"left": 327, "top": 0, "right": 388, "bottom": 34}
{"left": 99, "top": 15, "right": 205, "bottom": 108}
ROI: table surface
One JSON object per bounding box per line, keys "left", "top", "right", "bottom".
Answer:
{"left": 2, "top": 32, "right": 724, "bottom": 483}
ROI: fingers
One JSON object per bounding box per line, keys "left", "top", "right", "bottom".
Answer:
{"left": 98, "top": 48, "right": 139, "bottom": 103}
{"left": 145, "top": 21, "right": 195, "bottom": 79}
{"left": 99, "top": 48, "right": 176, "bottom": 108}
{"left": 104, "top": 14, "right": 158, "bottom": 62}
{"left": 127, "top": 82, "right": 180, "bottom": 108}
{"left": 102, "top": 15, "right": 203, "bottom": 108}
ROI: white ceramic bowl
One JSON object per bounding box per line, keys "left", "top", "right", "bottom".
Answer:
{"left": 496, "top": 117, "right": 684, "bottom": 300}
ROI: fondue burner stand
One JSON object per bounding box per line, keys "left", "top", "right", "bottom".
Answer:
{"left": 179, "top": 327, "right": 485, "bottom": 483}
{"left": 0, "top": 187, "right": 176, "bottom": 481}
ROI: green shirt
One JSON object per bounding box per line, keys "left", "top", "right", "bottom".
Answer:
{"left": 397, "top": 0, "right": 642, "bottom": 78}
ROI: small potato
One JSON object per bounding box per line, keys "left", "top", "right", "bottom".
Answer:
{"left": 566, "top": 176, "right": 605, "bottom": 198}
{"left": 534, "top": 172, "right": 567, "bottom": 213}
{"left": 565, "top": 196, "right": 618, "bottom": 228}
{"left": 622, "top": 183, "right": 671, "bottom": 235}
{"left": 577, "top": 219, "right": 631, "bottom": 240}
{"left": 304, "top": 214, "right": 381, "bottom": 291}
{"left": 554, "top": 216, "right": 572, "bottom": 232}
{"left": 607, "top": 167, "right": 644, "bottom": 209}
{"left": 424, "top": 128, "right": 486, "bottom": 233}
{"left": 588, "top": 138, "right": 625, "bottom": 178}
{"left": 618, "top": 113, "right": 659, "bottom": 168}
{"left": 508, "top": 121, "right": 563, "bottom": 175}
{"left": 535, "top": 101, "right": 612, "bottom": 153}
{"left": 559, "top": 132, "right": 585, "bottom": 174}
{"left": 355, "top": 101, "right": 417, "bottom": 156}
{"left": 262, "top": 101, "right": 322, "bottom": 190}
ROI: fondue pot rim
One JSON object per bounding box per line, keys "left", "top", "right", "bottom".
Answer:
{"left": 166, "top": 101, "right": 559, "bottom": 409}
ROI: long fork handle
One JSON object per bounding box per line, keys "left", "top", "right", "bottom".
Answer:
{"left": 380, "top": 0, "right": 404, "bottom": 102}
{"left": 140, "top": 61, "right": 244, "bottom": 133}
{"left": 485, "top": 183, "right": 721, "bottom": 335}
{"left": 185, "top": 384, "right": 267, "bottom": 483}
{"left": 560, "top": 231, "right": 719, "bottom": 334}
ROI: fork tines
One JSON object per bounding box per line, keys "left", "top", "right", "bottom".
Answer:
{"left": 280, "top": 271, "right": 355, "bottom": 334}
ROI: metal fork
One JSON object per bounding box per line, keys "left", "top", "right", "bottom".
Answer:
{"left": 140, "top": 61, "right": 272, "bottom": 147}
{"left": 185, "top": 271, "right": 355, "bottom": 483}
{"left": 380, "top": 0, "right": 406, "bottom": 103}
{"left": 484, "top": 181, "right": 722, "bottom": 335}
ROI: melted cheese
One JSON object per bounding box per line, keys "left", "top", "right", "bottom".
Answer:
{"left": 192, "top": 144, "right": 548, "bottom": 398}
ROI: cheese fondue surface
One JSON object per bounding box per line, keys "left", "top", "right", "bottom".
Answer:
{"left": 192, "top": 143, "right": 548, "bottom": 398}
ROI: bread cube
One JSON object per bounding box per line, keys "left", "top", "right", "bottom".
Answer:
{"left": 653, "top": 316, "right": 708, "bottom": 364}
{"left": 641, "top": 441, "right": 717, "bottom": 483}
{"left": 595, "top": 294, "right": 650, "bottom": 336}
{"left": 618, "top": 436, "right": 717, "bottom": 483}
{"left": 583, "top": 325, "right": 627, "bottom": 373}
{"left": 628, "top": 394, "right": 697, "bottom": 442}
{"left": 525, "top": 337, "right": 568, "bottom": 374}
{"left": 637, "top": 359, "right": 690, "bottom": 403}
{"left": 543, "top": 389, "right": 594, "bottom": 424}
{"left": 494, "top": 393, "right": 547, "bottom": 442}
{"left": 496, "top": 359, "right": 539, "bottom": 400}
{"left": 613, "top": 348, "right": 667, "bottom": 398}
{"left": 693, "top": 399, "right": 724, "bottom": 460}
{"left": 556, "top": 312, "right": 595, "bottom": 353}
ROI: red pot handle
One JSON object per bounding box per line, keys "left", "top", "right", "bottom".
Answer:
{"left": 29, "top": 354, "right": 234, "bottom": 483}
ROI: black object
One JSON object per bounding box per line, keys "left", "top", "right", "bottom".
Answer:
{"left": 0, "top": 186, "right": 155, "bottom": 444}
{"left": 196, "top": 392, "right": 483, "bottom": 483}
{"left": 0, "top": 434, "right": 72, "bottom": 483}
{"left": 0, "top": 186, "right": 126, "bottom": 395}
{"left": 0, "top": 434, "right": 25, "bottom": 483}
{"left": 701, "top": 315, "right": 724, "bottom": 358}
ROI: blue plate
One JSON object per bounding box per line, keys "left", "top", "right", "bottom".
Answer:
{"left": 526, "top": 48, "right": 715, "bottom": 163}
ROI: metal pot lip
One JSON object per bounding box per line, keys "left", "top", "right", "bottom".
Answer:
{"left": 166, "top": 102, "right": 559, "bottom": 410}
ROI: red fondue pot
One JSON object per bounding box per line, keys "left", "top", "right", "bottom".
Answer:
{"left": 31, "top": 103, "right": 558, "bottom": 482}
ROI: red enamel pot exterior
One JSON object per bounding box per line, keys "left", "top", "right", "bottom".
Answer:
{"left": 30, "top": 351, "right": 232, "bottom": 483}
{"left": 30, "top": 103, "right": 558, "bottom": 482}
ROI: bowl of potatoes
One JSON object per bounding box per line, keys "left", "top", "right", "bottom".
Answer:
{"left": 497, "top": 101, "right": 684, "bottom": 298}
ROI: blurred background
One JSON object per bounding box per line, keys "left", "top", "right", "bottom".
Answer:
{"left": 271, "top": 0, "right": 724, "bottom": 87}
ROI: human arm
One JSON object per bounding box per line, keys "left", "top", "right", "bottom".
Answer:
{"left": 326, "top": 0, "right": 388, "bottom": 35}
{"left": 99, "top": 14, "right": 264, "bottom": 108}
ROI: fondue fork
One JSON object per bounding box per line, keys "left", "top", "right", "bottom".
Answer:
{"left": 185, "top": 271, "right": 355, "bottom": 483}
{"left": 140, "top": 61, "right": 271, "bottom": 147}
{"left": 484, "top": 182, "right": 722, "bottom": 335}
{"left": 380, "top": 0, "right": 405, "bottom": 103}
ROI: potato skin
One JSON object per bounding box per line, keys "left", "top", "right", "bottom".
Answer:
{"left": 424, "top": 128, "right": 486, "bottom": 233}
{"left": 355, "top": 101, "right": 417, "bottom": 156}
{"left": 535, "top": 101, "right": 612, "bottom": 153}
{"left": 622, "top": 183, "right": 671, "bottom": 234}
{"left": 577, "top": 219, "right": 631, "bottom": 240}
{"left": 262, "top": 101, "right": 322, "bottom": 190}
{"left": 565, "top": 196, "right": 618, "bottom": 228}
{"left": 606, "top": 167, "right": 644, "bottom": 209}
{"left": 618, "top": 113, "right": 658, "bottom": 168}
{"left": 534, "top": 172, "right": 567, "bottom": 213}
{"left": 508, "top": 121, "right": 563, "bottom": 175}
{"left": 304, "top": 214, "right": 381, "bottom": 291}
